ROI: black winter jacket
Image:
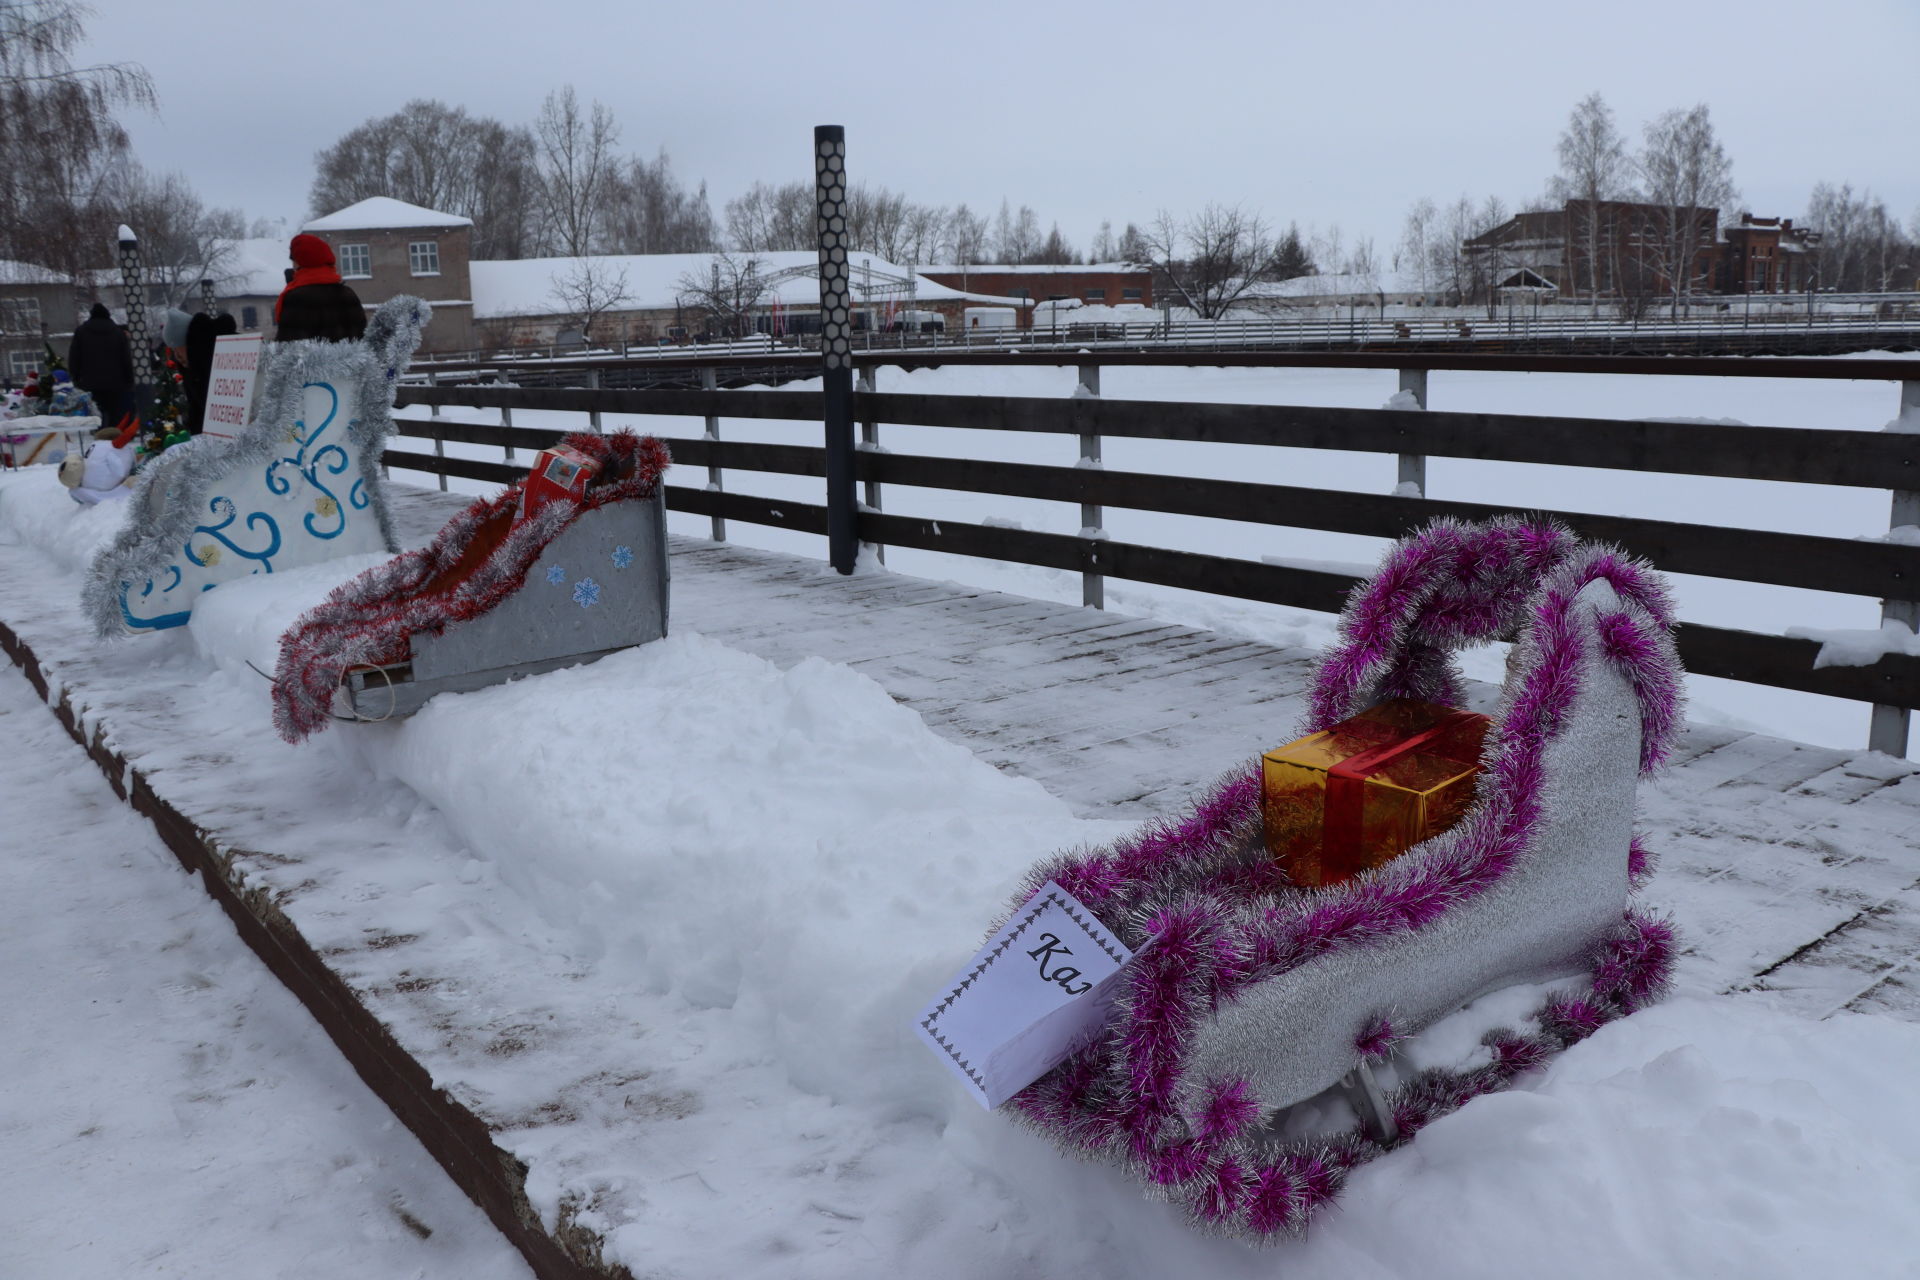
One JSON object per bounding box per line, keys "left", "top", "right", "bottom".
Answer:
{"left": 275, "top": 282, "right": 368, "bottom": 344}
{"left": 66, "top": 309, "right": 135, "bottom": 416}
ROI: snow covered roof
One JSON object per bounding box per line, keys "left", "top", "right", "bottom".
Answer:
{"left": 471, "top": 250, "right": 1027, "bottom": 319}
{"left": 0, "top": 259, "right": 69, "bottom": 286}
{"left": 1235, "top": 269, "right": 1432, "bottom": 301}
{"left": 216, "top": 237, "right": 294, "bottom": 297}
{"left": 303, "top": 197, "right": 474, "bottom": 232}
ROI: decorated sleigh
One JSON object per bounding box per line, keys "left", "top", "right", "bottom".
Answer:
{"left": 981, "top": 518, "right": 1683, "bottom": 1240}
{"left": 82, "top": 296, "right": 429, "bottom": 635}
{"left": 270, "top": 430, "right": 671, "bottom": 742}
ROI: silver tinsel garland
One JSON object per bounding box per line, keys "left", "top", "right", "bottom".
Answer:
{"left": 82, "top": 296, "right": 432, "bottom": 637}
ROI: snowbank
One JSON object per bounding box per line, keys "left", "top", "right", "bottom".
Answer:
{"left": 9, "top": 460, "right": 1920, "bottom": 1277}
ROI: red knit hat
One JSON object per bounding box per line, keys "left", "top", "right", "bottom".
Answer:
{"left": 276, "top": 234, "right": 345, "bottom": 323}
{"left": 289, "top": 233, "right": 335, "bottom": 269}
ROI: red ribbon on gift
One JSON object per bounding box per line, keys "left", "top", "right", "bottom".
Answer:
{"left": 1324, "top": 707, "right": 1484, "bottom": 873}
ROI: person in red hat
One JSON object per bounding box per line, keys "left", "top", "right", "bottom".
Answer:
{"left": 273, "top": 233, "right": 367, "bottom": 343}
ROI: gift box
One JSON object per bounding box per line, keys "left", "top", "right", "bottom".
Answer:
{"left": 519, "top": 445, "right": 599, "bottom": 522}
{"left": 1263, "top": 698, "right": 1490, "bottom": 887}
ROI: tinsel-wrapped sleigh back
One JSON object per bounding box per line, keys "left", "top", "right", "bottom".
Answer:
{"left": 270, "top": 429, "right": 671, "bottom": 743}
{"left": 82, "top": 296, "right": 431, "bottom": 635}
{"left": 1001, "top": 518, "right": 1684, "bottom": 1240}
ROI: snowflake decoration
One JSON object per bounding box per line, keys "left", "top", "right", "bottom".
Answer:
{"left": 572, "top": 578, "right": 601, "bottom": 609}
{"left": 546, "top": 565, "right": 567, "bottom": 586}
{"left": 611, "top": 545, "right": 634, "bottom": 570}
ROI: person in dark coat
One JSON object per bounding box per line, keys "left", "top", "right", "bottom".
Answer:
{"left": 181, "top": 311, "right": 238, "bottom": 434}
{"left": 65, "top": 303, "right": 135, "bottom": 421}
{"left": 273, "top": 233, "right": 367, "bottom": 343}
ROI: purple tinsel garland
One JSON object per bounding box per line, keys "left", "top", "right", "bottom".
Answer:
{"left": 1001, "top": 517, "right": 1684, "bottom": 1240}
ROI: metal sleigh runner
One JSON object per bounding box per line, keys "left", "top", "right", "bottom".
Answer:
{"left": 269, "top": 429, "right": 671, "bottom": 741}
{"left": 957, "top": 517, "right": 1686, "bottom": 1240}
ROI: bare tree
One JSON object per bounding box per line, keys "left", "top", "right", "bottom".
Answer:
{"left": 114, "top": 167, "right": 246, "bottom": 304}
{"left": 309, "top": 100, "right": 540, "bottom": 259}
{"left": 675, "top": 251, "right": 769, "bottom": 338}
{"left": 1637, "top": 104, "right": 1735, "bottom": 313}
{"left": 725, "top": 180, "right": 814, "bottom": 252}
{"left": 533, "top": 86, "right": 620, "bottom": 257}
{"left": 1805, "top": 182, "right": 1915, "bottom": 293}
{"left": 549, "top": 257, "right": 631, "bottom": 345}
{"left": 1115, "top": 222, "right": 1152, "bottom": 265}
{"left": 1089, "top": 220, "right": 1116, "bottom": 263}
{"left": 1551, "top": 93, "right": 1632, "bottom": 299}
{"left": 1146, "top": 204, "right": 1288, "bottom": 318}
{"left": 843, "top": 182, "right": 910, "bottom": 260}
{"left": 990, "top": 200, "right": 1042, "bottom": 264}
{"left": 946, "top": 203, "right": 989, "bottom": 265}
{"left": 0, "top": 0, "right": 154, "bottom": 273}
{"left": 1397, "top": 198, "right": 1437, "bottom": 296}
{"left": 601, "top": 148, "right": 715, "bottom": 254}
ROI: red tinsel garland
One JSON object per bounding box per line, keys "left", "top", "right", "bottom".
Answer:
{"left": 272, "top": 430, "right": 670, "bottom": 742}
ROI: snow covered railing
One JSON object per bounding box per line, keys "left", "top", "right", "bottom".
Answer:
{"left": 390, "top": 365, "right": 1920, "bottom": 755}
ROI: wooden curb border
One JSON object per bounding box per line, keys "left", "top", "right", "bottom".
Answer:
{"left": 0, "top": 617, "right": 629, "bottom": 1280}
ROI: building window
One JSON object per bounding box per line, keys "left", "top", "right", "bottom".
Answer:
{"left": 1121, "top": 287, "right": 1143, "bottom": 301}
{"left": 1084, "top": 288, "right": 1106, "bottom": 302}
{"left": 1, "top": 296, "right": 41, "bottom": 331}
{"left": 7, "top": 348, "right": 34, "bottom": 379}
{"left": 241, "top": 305, "right": 258, "bottom": 330}
{"left": 338, "top": 243, "right": 371, "bottom": 278}
{"left": 408, "top": 241, "right": 440, "bottom": 276}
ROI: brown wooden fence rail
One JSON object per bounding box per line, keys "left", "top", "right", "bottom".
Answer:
{"left": 388, "top": 369, "right": 1920, "bottom": 755}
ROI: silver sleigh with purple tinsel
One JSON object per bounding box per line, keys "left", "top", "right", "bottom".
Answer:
{"left": 81, "top": 295, "right": 430, "bottom": 636}
{"left": 999, "top": 517, "right": 1685, "bottom": 1240}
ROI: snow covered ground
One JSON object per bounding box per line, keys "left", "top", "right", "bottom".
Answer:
{"left": 5, "top": 458, "right": 1920, "bottom": 1277}
{"left": 411, "top": 354, "right": 1920, "bottom": 756}
{"left": 0, "top": 649, "right": 532, "bottom": 1279}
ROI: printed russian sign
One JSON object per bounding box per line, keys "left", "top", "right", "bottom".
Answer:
{"left": 202, "top": 333, "right": 264, "bottom": 440}
{"left": 914, "top": 881, "right": 1138, "bottom": 1109}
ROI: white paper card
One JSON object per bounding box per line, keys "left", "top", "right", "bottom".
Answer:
{"left": 915, "top": 881, "right": 1136, "bottom": 1109}
{"left": 202, "top": 333, "right": 264, "bottom": 440}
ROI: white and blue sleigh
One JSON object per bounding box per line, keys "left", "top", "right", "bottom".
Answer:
{"left": 84, "top": 297, "right": 429, "bottom": 636}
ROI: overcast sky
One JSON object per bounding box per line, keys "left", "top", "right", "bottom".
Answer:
{"left": 85, "top": 0, "right": 1920, "bottom": 263}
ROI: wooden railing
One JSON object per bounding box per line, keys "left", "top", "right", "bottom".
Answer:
{"left": 387, "top": 355, "right": 1920, "bottom": 756}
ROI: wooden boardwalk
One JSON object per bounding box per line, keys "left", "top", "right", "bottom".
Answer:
{"left": 647, "top": 509, "right": 1920, "bottom": 1024}
{"left": 5, "top": 480, "right": 1918, "bottom": 1279}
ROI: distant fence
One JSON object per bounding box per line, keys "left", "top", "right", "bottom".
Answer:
{"left": 411, "top": 303, "right": 1920, "bottom": 380}
{"left": 386, "top": 351, "right": 1920, "bottom": 756}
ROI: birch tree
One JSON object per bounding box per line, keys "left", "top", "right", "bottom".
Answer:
{"left": 1637, "top": 104, "right": 1735, "bottom": 313}
{"left": 1551, "top": 92, "right": 1631, "bottom": 298}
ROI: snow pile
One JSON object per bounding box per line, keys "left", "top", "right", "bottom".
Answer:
{"left": 0, "top": 469, "right": 138, "bottom": 575}
{"left": 1884, "top": 404, "right": 1920, "bottom": 434}
{"left": 352, "top": 631, "right": 1113, "bottom": 1010}
{"left": 1787, "top": 618, "right": 1920, "bottom": 668}
{"left": 0, "top": 649, "right": 532, "bottom": 1278}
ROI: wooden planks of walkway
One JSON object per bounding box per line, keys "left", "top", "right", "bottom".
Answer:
{"left": 654, "top": 514, "right": 1920, "bottom": 1024}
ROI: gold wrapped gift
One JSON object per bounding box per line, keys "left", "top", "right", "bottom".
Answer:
{"left": 1263, "top": 698, "right": 1490, "bottom": 888}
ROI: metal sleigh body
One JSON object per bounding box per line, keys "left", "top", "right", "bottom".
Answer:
{"left": 339, "top": 488, "right": 669, "bottom": 722}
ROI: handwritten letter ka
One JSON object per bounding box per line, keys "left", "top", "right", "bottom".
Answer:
{"left": 914, "top": 882, "right": 1137, "bottom": 1109}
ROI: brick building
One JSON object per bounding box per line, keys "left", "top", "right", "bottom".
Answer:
{"left": 918, "top": 263, "right": 1152, "bottom": 319}
{"left": 1466, "top": 200, "right": 1818, "bottom": 301}
{"left": 300, "top": 197, "right": 477, "bottom": 351}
